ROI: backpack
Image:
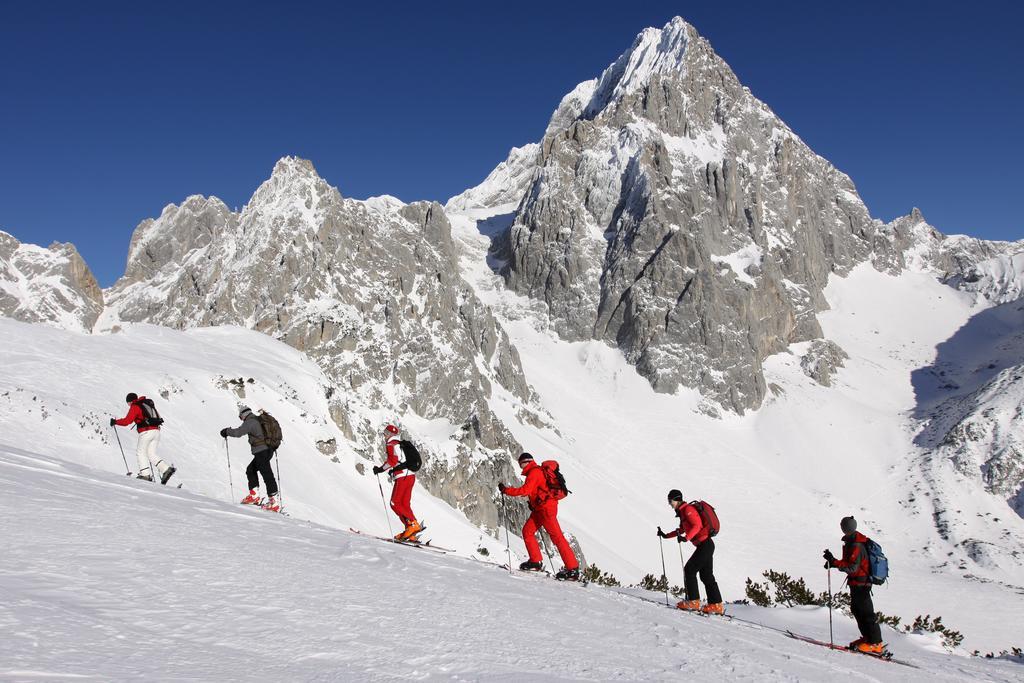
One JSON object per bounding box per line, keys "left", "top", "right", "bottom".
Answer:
{"left": 863, "top": 538, "right": 889, "bottom": 585}
{"left": 689, "top": 500, "right": 720, "bottom": 537}
{"left": 399, "top": 439, "right": 422, "bottom": 472}
{"left": 540, "top": 460, "right": 570, "bottom": 501}
{"left": 135, "top": 398, "right": 164, "bottom": 428}
{"left": 256, "top": 411, "right": 283, "bottom": 450}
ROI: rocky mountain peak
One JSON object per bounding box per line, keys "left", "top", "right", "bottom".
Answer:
{"left": 0, "top": 230, "right": 103, "bottom": 331}
{"left": 583, "top": 17, "right": 692, "bottom": 120}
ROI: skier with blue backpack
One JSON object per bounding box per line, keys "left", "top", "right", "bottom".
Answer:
{"left": 823, "top": 516, "right": 887, "bottom": 654}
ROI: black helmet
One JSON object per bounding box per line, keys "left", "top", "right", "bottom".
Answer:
{"left": 125, "top": 393, "right": 138, "bottom": 403}
{"left": 840, "top": 516, "right": 857, "bottom": 534}
{"left": 667, "top": 489, "right": 683, "bottom": 502}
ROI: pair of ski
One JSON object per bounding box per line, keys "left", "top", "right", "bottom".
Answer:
{"left": 348, "top": 527, "right": 453, "bottom": 553}
{"left": 497, "top": 565, "right": 588, "bottom": 585}
{"left": 784, "top": 631, "right": 919, "bottom": 668}
{"left": 241, "top": 498, "right": 286, "bottom": 515}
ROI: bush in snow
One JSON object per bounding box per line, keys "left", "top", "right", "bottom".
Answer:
{"left": 744, "top": 570, "right": 818, "bottom": 607}
{"left": 904, "top": 614, "right": 963, "bottom": 651}
{"left": 582, "top": 564, "right": 621, "bottom": 587}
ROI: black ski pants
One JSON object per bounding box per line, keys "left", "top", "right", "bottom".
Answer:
{"left": 684, "top": 538, "right": 723, "bottom": 604}
{"left": 246, "top": 448, "right": 278, "bottom": 496}
{"left": 850, "top": 585, "right": 882, "bottom": 644}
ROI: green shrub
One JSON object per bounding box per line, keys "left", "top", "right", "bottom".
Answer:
{"left": 582, "top": 564, "right": 621, "bottom": 587}
{"left": 904, "top": 615, "right": 963, "bottom": 650}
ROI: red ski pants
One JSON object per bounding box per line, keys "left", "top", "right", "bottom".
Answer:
{"left": 522, "top": 502, "right": 578, "bottom": 570}
{"left": 390, "top": 475, "right": 416, "bottom": 524}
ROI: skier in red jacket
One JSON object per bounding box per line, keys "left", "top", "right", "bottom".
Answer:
{"left": 659, "top": 489, "right": 722, "bottom": 614}
{"left": 824, "top": 516, "right": 884, "bottom": 653}
{"left": 372, "top": 424, "right": 421, "bottom": 542}
{"left": 110, "top": 393, "right": 176, "bottom": 484}
{"left": 499, "top": 452, "right": 579, "bottom": 581}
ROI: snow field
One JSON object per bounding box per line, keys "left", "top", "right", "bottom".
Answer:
{"left": 3, "top": 444, "right": 1020, "bottom": 681}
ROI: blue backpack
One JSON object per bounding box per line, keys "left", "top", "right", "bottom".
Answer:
{"left": 863, "top": 538, "right": 889, "bottom": 585}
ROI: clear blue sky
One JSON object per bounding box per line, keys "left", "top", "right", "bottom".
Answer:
{"left": 2, "top": 1, "right": 1021, "bottom": 286}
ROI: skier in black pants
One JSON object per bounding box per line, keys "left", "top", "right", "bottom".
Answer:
{"left": 824, "top": 516, "right": 884, "bottom": 654}
{"left": 221, "top": 406, "right": 280, "bottom": 512}
{"left": 659, "top": 489, "right": 723, "bottom": 614}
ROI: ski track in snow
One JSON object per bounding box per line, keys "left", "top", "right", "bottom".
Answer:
{"left": 2, "top": 445, "right": 1020, "bottom": 681}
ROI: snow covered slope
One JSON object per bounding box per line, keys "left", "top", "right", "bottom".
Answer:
{"left": 0, "top": 317, "right": 509, "bottom": 558}
{"left": 3, "top": 443, "right": 1020, "bottom": 680}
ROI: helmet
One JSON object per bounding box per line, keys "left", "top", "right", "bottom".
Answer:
{"left": 667, "top": 489, "right": 683, "bottom": 503}
{"left": 125, "top": 392, "right": 138, "bottom": 403}
{"left": 517, "top": 452, "right": 534, "bottom": 465}
{"left": 383, "top": 424, "right": 400, "bottom": 438}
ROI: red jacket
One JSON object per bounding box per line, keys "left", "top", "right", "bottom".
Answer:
{"left": 114, "top": 398, "right": 159, "bottom": 433}
{"left": 665, "top": 503, "right": 709, "bottom": 546}
{"left": 380, "top": 439, "right": 413, "bottom": 479}
{"left": 833, "top": 531, "right": 871, "bottom": 587}
{"left": 504, "top": 462, "right": 550, "bottom": 510}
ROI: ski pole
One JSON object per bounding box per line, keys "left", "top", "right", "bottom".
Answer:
{"left": 501, "top": 493, "right": 516, "bottom": 573}
{"left": 376, "top": 473, "right": 394, "bottom": 537}
{"left": 827, "top": 566, "right": 834, "bottom": 647}
{"left": 224, "top": 438, "right": 234, "bottom": 500}
{"left": 501, "top": 494, "right": 512, "bottom": 574}
{"left": 541, "top": 530, "right": 556, "bottom": 574}
{"left": 274, "top": 451, "right": 282, "bottom": 507}
{"left": 112, "top": 426, "right": 130, "bottom": 475}
{"left": 657, "top": 535, "right": 671, "bottom": 607}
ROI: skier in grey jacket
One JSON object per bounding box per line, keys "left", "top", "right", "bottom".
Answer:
{"left": 220, "top": 406, "right": 279, "bottom": 510}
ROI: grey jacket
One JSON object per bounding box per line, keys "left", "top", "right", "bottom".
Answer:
{"left": 226, "top": 414, "right": 270, "bottom": 455}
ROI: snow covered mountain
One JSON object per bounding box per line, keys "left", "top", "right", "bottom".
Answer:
{"left": 0, "top": 230, "right": 103, "bottom": 331}
{"left": 459, "top": 18, "right": 1005, "bottom": 417}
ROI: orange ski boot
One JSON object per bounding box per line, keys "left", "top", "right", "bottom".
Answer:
{"left": 856, "top": 642, "right": 886, "bottom": 655}
{"left": 399, "top": 519, "right": 423, "bottom": 542}
{"left": 701, "top": 602, "right": 724, "bottom": 615}
{"left": 676, "top": 599, "right": 701, "bottom": 611}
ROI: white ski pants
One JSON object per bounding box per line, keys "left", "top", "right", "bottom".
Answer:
{"left": 136, "top": 430, "right": 168, "bottom": 477}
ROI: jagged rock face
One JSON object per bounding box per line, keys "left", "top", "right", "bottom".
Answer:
{"left": 103, "top": 158, "right": 542, "bottom": 527}
{"left": 0, "top": 231, "right": 104, "bottom": 331}
{"left": 800, "top": 340, "right": 848, "bottom": 387}
{"left": 889, "top": 208, "right": 1020, "bottom": 283}
{"left": 446, "top": 144, "right": 541, "bottom": 214}
{"left": 486, "top": 18, "right": 917, "bottom": 413}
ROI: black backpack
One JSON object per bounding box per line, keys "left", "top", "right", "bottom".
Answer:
{"left": 399, "top": 439, "right": 422, "bottom": 472}
{"left": 256, "top": 411, "right": 283, "bottom": 450}
{"left": 135, "top": 398, "right": 164, "bottom": 428}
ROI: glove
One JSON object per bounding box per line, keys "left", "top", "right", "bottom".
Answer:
{"left": 372, "top": 465, "right": 384, "bottom": 475}
{"left": 498, "top": 483, "right": 507, "bottom": 494}
{"left": 219, "top": 428, "right": 228, "bottom": 438}
{"left": 677, "top": 534, "right": 687, "bottom": 543}
{"left": 823, "top": 549, "right": 835, "bottom": 566}
{"left": 657, "top": 526, "right": 666, "bottom": 538}
{"left": 109, "top": 418, "right": 116, "bottom": 426}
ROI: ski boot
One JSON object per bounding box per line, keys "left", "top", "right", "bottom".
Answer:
{"left": 676, "top": 599, "right": 701, "bottom": 611}
{"left": 519, "top": 561, "right": 544, "bottom": 572}
{"left": 855, "top": 642, "right": 886, "bottom": 655}
{"left": 159, "top": 465, "right": 177, "bottom": 486}
{"left": 240, "top": 489, "right": 262, "bottom": 505}
{"left": 398, "top": 520, "right": 423, "bottom": 542}
{"left": 555, "top": 567, "right": 581, "bottom": 582}
{"left": 701, "top": 602, "right": 724, "bottom": 615}
{"left": 136, "top": 472, "right": 153, "bottom": 482}
{"left": 262, "top": 495, "right": 282, "bottom": 513}
{"left": 848, "top": 637, "right": 866, "bottom": 650}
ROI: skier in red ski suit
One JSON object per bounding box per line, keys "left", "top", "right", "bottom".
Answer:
{"left": 372, "top": 424, "right": 420, "bottom": 541}
{"left": 499, "top": 452, "right": 580, "bottom": 581}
